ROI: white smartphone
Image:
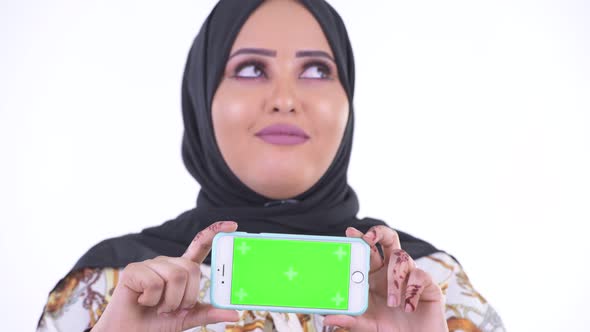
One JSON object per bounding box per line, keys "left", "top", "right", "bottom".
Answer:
{"left": 210, "top": 231, "right": 370, "bottom": 315}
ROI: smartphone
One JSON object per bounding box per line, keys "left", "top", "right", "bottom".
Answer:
{"left": 210, "top": 231, "right": 370, "bottom": 315}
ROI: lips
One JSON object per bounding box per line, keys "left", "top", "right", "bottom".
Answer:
{"left": 255, "top": 123, "right": 310, "bottom": 146}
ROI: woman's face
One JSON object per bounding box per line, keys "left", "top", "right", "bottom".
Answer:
{"left": 212, "top": 0, "right": 349, "bottom": 200}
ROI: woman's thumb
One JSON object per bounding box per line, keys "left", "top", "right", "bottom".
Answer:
{"left": 182, "top": 304, "right": 239, "bottom": 329}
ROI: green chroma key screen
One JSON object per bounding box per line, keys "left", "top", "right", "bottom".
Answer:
{"left": 231, "top": 237, "right": 351, "bottom": 309}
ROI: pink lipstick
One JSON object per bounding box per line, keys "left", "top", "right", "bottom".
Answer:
{"left": 255, "top": 123, "right": 310, "bottom": 145}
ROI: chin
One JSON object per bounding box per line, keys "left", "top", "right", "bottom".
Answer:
{"left": 247, "top": 165, "right": 315, "bottom": 200}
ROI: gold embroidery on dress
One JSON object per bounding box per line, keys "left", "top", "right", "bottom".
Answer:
{"left": 45, "top": 269, "right": 88, "bottom": 314}
{"left": 425, "top": 255, "right": 455, "bottom": 271}
{"left": 455, "top": 269, "right": 487, "bottom": 304}
{"left": 44, "top": 267, "right": 109, "bottom": 329}
{"left": 447, "top": 317, "right": 482, "bottom": 332}
{"left": 225, "top": 320, "right": 266, "bottom": 331}
{"left": 104, "top": 268, "right": 119, "bottom": 301}
{"left": 84, "top": 268, "right": 109, "bottom": 327}
{"left": 200, "top": 278, "right": 211, "bottom": 302}
{"left": 224, "top": 310, "right": 268, "bottom": 331}
{"left": 424, "top": 255, "right": 455, "bottom": 296}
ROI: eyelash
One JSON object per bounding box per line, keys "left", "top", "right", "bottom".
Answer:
{"left": 231, "top": 60, "right": 333, "bottom": 80}
{"left": 303, "top": 61, "right": 333, "bottom": 79}
{"left": 232, "top": 60, "right": 267, "bottom": 79}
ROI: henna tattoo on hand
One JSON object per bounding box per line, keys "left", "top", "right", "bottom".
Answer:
{"left": 192, "top": 232, "right": 202, "bottom": 243}
{"left": 207, "top": 221, "right": 223, "bottom": 234}
{"left": 193, "top": 221, "right": 225, "bottom": 242}
{"left": 404, "top": 284, "right": 422, "bottom": 312}
{"left": 192, "top": 222, "right": 225, "bottom": 243}
{"left": 394, "top": 250, "right": 410, "bottom": 264}
{"left": 392, "top": 250, "right": 411, "bottom": 289}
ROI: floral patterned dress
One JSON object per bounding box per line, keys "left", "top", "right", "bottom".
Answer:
{"left": 37, "top": 252, "right": 505, "bottom": 332}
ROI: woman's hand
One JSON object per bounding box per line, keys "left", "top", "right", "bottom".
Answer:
{"left": 324, "top": 226, "right": 448, "bottom": 332}
{"left": 92, "top": 221, "right": 240, "bottom": 332}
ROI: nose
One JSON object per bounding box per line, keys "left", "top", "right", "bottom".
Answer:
{"left": 268, "top": 80, "right": 298, "bottom": 114}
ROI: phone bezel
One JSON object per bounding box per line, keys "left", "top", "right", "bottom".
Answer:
{"left": 210, "top": 231, "right": 370, "bottom": 315}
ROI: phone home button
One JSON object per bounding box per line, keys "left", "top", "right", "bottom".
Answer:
{"left": 351, "top": 271, "right": 364, "bottom": 283}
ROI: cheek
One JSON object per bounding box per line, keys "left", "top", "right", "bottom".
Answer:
{"left": 211, "top": 84, "right": 264, "bottom": 170}
{"left": 304, "top": 91, "right": 349, "bottom": 150}
{"left": 212, "top": 85, "right": 260, "bottom": 141}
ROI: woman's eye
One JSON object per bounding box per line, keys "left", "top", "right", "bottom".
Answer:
{"left": 234, "top": 64, "right": 264, "bottom": 78}
{"left": 300, "top": 64, "right": 331, "bottom": 79}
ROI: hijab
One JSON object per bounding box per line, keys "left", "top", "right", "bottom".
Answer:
{"left": 68, "top": 0, "right": 440, "bottom": 276}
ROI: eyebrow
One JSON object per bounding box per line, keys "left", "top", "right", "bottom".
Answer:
{"left": 228, "top": 48, "right": 277, "bottom": 59}
{"left": 296, "top": 50, "right": 335, "bottom": 63}
{"left": 228, "top": 48, "right": 335, "bottom": 63}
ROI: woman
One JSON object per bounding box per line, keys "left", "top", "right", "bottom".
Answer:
{"left": 37, "top": 0, "right": 505, "bottom": 331}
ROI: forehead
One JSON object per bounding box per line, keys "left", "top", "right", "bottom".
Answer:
{"left": 230, "top": 0, "right": 333, "bottom": 56}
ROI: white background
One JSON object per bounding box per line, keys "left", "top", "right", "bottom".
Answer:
{"left": 1, "top": 0, "right": 589, "bottom": 331}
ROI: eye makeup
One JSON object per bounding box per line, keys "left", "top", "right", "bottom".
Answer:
{"left": 301, "top": 60, "right": 334, "bottom": 80}
{"left": 227, "top": 56, "right": 336, "bottom": 81}
{"left": 231, "top": 59, "right": 268, "bottom": 80}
